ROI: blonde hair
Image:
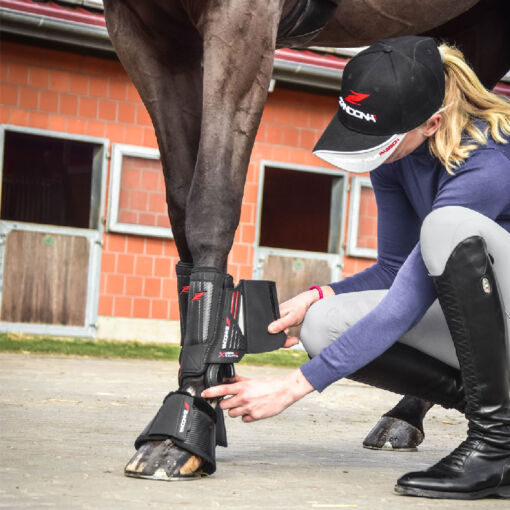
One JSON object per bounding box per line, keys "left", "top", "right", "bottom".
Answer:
{"left": 429, "top": 43, "right": 510, "bottom": 174}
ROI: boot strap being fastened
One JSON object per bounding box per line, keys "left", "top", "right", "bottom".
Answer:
{"left": 134, "top": 391, "right": 217, "bottom": 474}
{"left": 179, "top": 279, "right": 286, "bottom": 383}
{"left": 207, "top": 279, "right": 286, "bottom": 363}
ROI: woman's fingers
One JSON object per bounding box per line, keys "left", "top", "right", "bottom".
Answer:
{"left": 228, "top": 374, "right": 249, "bottom": 383}
{"left": 201, "top": 383, "right": 239, "bottom": 399}
{"left": 267, "top": 292, "right": 314, "bottom": 333}
{"left": 227, "top": 405, "right": 249, "bottom": 418}
{"left": 283, "top": 336, "right": 299, "bottom": 348}
{"left": 268, "top": 312, "right": 296, "bottom": 333}
{"left": 218, "top": 390, "right": 249, "bottom": 410}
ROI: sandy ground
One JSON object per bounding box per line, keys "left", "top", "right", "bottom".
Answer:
{"left": 0, "top": 353, "right": 506, "bottom": 510}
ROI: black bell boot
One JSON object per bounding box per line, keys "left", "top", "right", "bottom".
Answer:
{"left": 396, "top": 236, "right": 510, "bottom": 500}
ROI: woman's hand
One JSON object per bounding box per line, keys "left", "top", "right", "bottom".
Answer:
{"left": 268, "top": 286, "right": 334, "bottom": 347}
{"left": 201, "top": 370, "right": 314, "bottom": 422}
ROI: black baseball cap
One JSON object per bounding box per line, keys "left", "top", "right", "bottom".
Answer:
{"left": 313, "top": 35, "right": 445, "bottom": 173}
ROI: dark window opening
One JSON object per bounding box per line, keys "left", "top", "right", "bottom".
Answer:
{"left": 259, "top": 166, "right": 339, "bottom": 253}
{"left": 1, "top": 131, "right": 96, "bottom": 229}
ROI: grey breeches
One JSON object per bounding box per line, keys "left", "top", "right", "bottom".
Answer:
{"left": 301, "top": 207, "right": 510, "bottom": 369}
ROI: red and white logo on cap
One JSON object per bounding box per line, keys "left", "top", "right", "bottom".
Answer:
{"left": 339, "top": 94, "right": 377, "bottom": 124}
{"left": 344, "top": 90, "right": 370, "bottom": 106}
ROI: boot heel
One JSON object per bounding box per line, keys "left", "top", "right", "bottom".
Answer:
{"left": 496, "top": 485, "right": 510, "bottom": 498}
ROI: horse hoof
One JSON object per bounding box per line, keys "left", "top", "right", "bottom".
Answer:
{"left": 362, "top": 416, "right": 424, "bottom": 452}
{"left": 124, "top": 440, "right": 205, "bottom": 481}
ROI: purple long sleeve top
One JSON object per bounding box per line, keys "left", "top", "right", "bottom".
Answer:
{"left": 301, "top": 132, "right": 510, "bottom": 392}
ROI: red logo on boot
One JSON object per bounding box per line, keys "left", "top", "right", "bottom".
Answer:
{"left": 192, "top": 292, "right": 206, "bottom": 301}
{"left": 181, "top": 286, "right": 190, "bottom": 294}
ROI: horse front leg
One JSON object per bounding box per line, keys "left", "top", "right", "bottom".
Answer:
{"left": 165, "top": 0, "right": 285, "bottom": 476}
{"left": 104, "top": 0, "right": 210, "bottom": 480}
{"left": 108, "top": 0, "right": 285, "bottom": 481}
{"left": 186, "top": 0, "right": 284, "bottom": 269}
{"left": 104, "top": 0, "right": 201, "bottom": 264}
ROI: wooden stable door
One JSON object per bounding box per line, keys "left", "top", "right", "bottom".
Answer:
{"left": 0, "top": 126, "right": 106, "bottom": 337}
{"left": 1, "top": 229, "right": 90, "bottom": 326}
{"left": 259, "top": 253, "right": 335, "bottom": 338}
{"left": 261, "top": 254, "right": 333, "bottom": 303}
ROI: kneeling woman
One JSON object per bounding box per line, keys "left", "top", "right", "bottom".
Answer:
{"left": 203, "top": 35, "right": 510, "bottom": 500}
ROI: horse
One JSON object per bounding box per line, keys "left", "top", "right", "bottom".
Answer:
{"left": 102, "top": 0, "right": 510, "bottom": 480}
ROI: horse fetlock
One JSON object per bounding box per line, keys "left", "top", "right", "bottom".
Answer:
{"left": 205, "top": 363, "right": 236, "bottom": 389}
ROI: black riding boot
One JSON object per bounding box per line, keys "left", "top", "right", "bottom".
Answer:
{"left": 396, "top": 236, "right": 510, "bottom": 499}
{"left": 350, "top": 342, "right": 465, "bottom": 412}
{"left": 175, "top": 262, "right": 229, "bottom": 448}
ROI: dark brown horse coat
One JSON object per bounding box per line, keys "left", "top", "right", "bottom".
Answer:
{"left": 103, "top": 0, "right": 510, "bottom": 480}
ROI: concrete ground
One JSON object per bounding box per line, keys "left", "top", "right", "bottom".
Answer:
{"left": 0, "top": 353, "right": 506, "bottom": 510}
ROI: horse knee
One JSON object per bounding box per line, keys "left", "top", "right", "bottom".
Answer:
{"left": 420, "top": 206, "right": 483, "bottom": 275}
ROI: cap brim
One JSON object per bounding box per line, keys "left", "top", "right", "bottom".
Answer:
{"left": 314, "top": 112, "right": 394, "bottom": 153}
{"left": 313, "top": 113, "right": 405, "bottom": 173}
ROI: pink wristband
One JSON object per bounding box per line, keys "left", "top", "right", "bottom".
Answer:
{"left": 308, "top": 285, "right": 323, "bottom": 300}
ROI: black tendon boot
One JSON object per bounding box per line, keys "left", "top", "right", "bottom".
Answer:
{"left": 134, "top": 268, "right": 235, "bottom": 475}
{"left": 129, "top": 268, "right": 284, "bottom": 479}
{"left": 176, "top": 262, "right": 228, "bottom": 448}
{"left": 175, "top": 261, "right": 193, "bottom": 340}
{"left": 133, "top": 268, "right": 285, "bottom": 476}
{"left": 396, "top": 236, "right": 510, "bottom": 499}
{"left": 178, "top": 268, "right": 236, "bottom": 390}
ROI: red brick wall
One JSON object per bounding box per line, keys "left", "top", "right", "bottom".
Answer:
{"left": 0, "top": 41, "right": 377, "bottom": 321}
{"left": 357, "top": 186, "right": 378, "bottom": 251}
{"left": 0, "top": 42, "right": 156, "bottom": 145}
{"left": 118, "top": 156, "right": 170, "bottom": 228}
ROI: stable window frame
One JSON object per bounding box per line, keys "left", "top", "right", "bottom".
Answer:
{"left": 253, "top": 160, "right": 348, "bottom": 282}
{"left": 347, "top": 176, "right": 378, "bottom": 259}
{"left": 0, "top": 124, "right": 109, "bottom": 337}
{"left": 0, "top": 124, "right": 107, "bottom": 230}
{"left": 107, "top": 143, "right": 173, "bottom": 239}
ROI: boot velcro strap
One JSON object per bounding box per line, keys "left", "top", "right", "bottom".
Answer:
{"left": 241, "top": 280, "right": 286, "bottom": 354}
{"left": 207, "top": 280, "right": 286, "bottom": 364}
{"left": 134, "top": 391, "right": 217, "bottom": 474}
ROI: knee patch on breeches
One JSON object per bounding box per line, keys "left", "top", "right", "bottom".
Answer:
{"left": 421, "top": 207, "right": 488, "bottom": 276}
{"left": 301, "top": 292, "right": 377, "bottom": 358}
